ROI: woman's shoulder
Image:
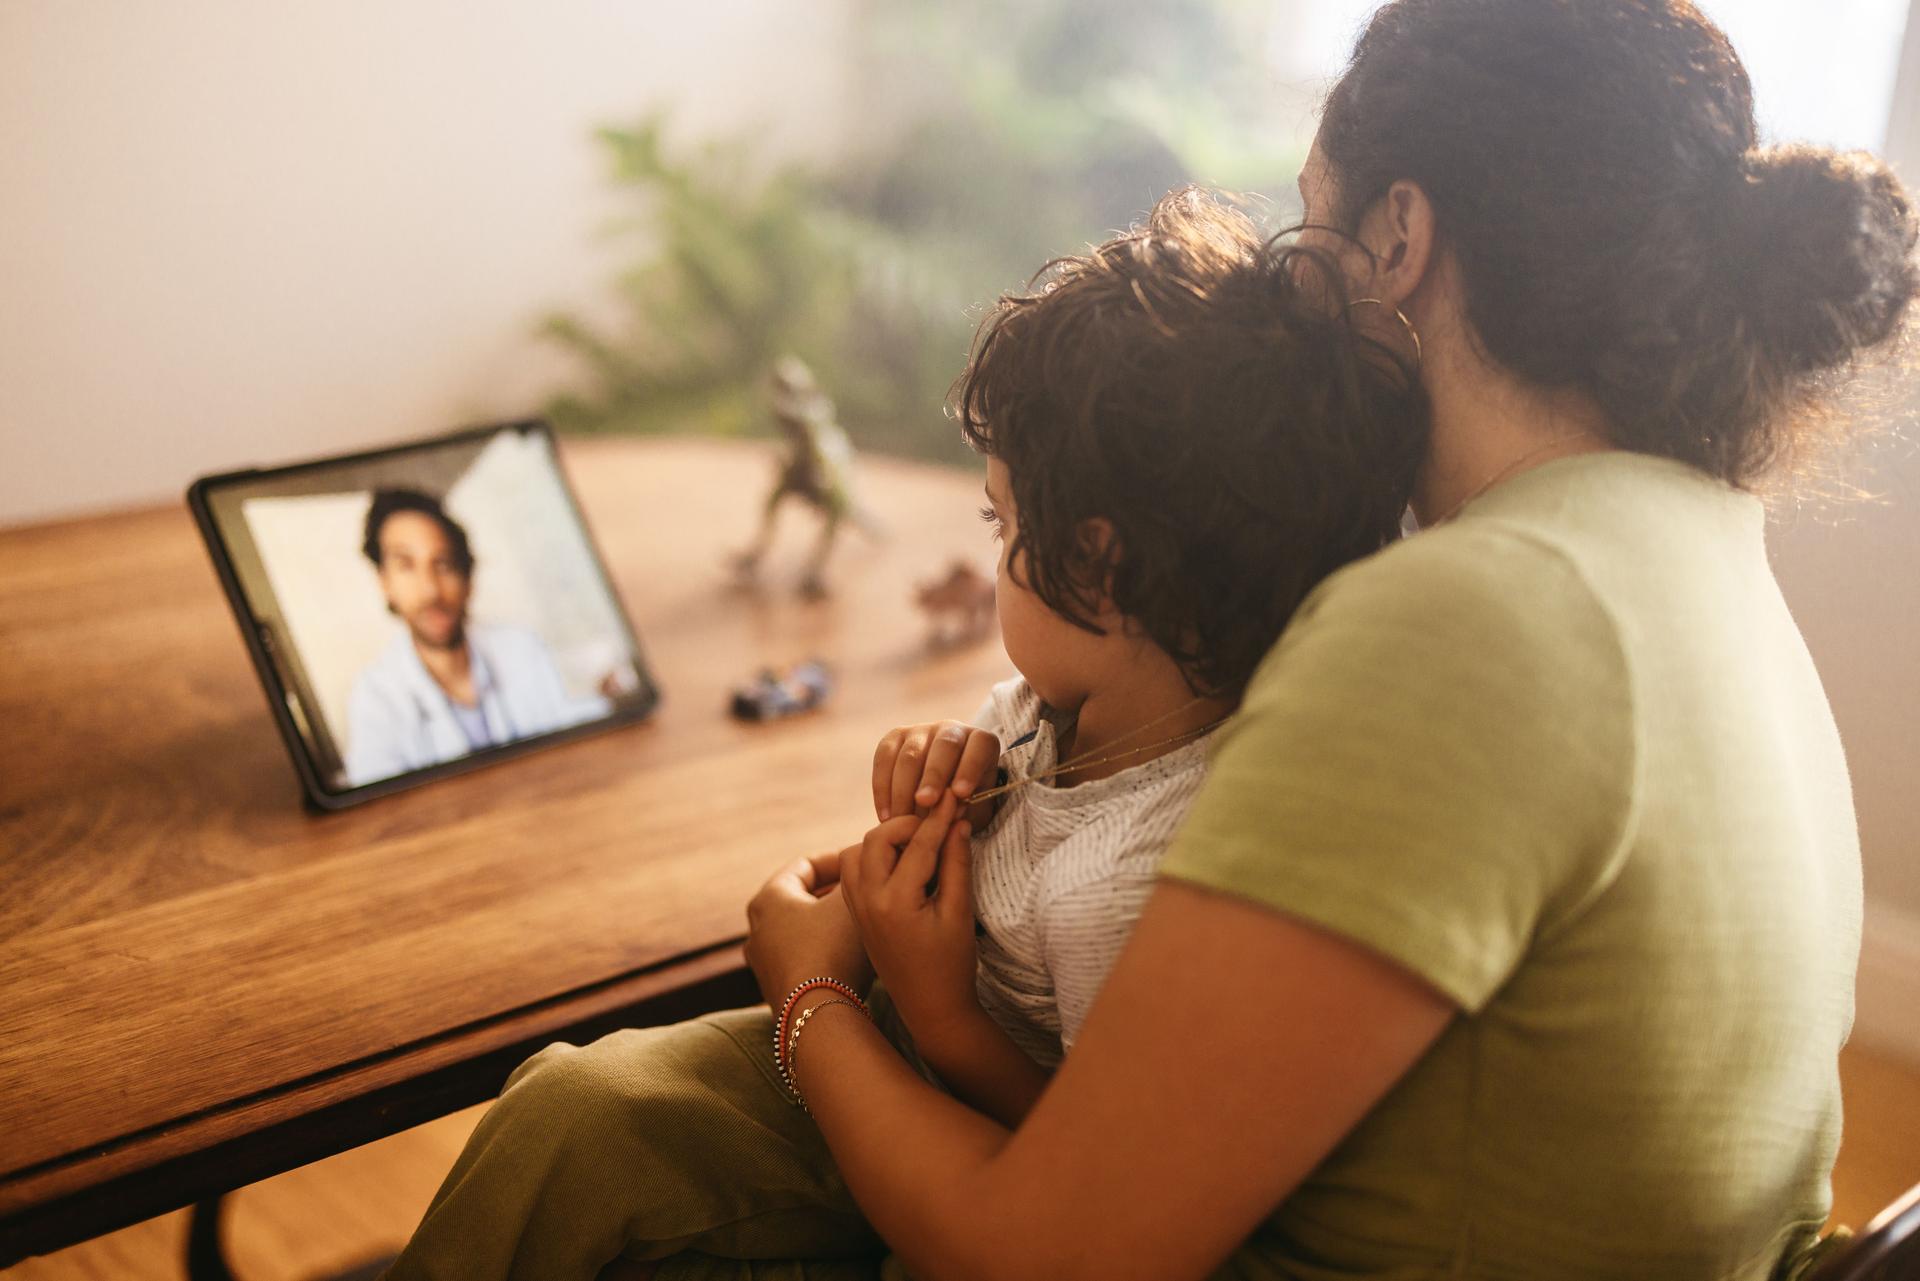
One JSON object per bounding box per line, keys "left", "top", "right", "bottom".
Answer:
{"left": 1304, "top": 517, "right": 1609, "bottom": 628}
{"left": 1164, "top": 519, "right": 1643, "bottom": 1012}
{"left": 1287, "top": 450, "right": 1752, "bottom": 662}
{"left": 1255, "top": 518, "right": 1628, "bottom": 713}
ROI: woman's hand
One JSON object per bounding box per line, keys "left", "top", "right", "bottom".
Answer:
{"left": 744, "top": 847, "right": 875, "bottom": 1007}
{"left": 872, "top": 720, "right": 1001, "bottom": 826}
{"left": 841, "top": 792, "right": 980, "bottom": 1045}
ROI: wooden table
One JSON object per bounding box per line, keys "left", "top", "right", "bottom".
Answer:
{"left": 0, "top": 436, "right": 1010, "bottom": 1270}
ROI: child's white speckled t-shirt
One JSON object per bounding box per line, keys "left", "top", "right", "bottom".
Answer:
{"left": 965, "top": 677, "right": 1217, "bottom": 1067}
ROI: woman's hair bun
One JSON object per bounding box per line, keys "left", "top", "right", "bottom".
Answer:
{"left": 1732, "top": 144, "right": 1919, "bottom": 373}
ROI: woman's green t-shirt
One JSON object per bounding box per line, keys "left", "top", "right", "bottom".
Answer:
{"left": 1161, "top": 451, "right": 1861, "bottom": 1281}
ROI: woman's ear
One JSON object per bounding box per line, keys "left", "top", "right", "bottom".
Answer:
{"left": 1358, "top": 179, "right": 1439, "bottom": 310}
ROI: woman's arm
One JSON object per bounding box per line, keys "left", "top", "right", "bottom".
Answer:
{"left": 786, "top": 876, "right": 1455, "bottom": 1281}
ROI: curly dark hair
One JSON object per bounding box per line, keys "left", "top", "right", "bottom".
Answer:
{"left": 361, "top": 488, "right": 474, "bottom": 575}
{"left": 1318, "top": 0, "right": 1919, "bottom": 487}
{"left": 953, "top": 187, "right": 1428, "bottom": 701}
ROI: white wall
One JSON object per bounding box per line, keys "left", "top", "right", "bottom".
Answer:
{"left": 1770, "top": 406, "right": 1920, "bottom": 1054}
{"left": 0, "top": 2, "right": 855, "bottom": 526}
{"left": 1768, "top": 1, "right": 1920, "bottom": 1059}
{"left": 1773, "top": 436, "right": 1920, "bottom": 914}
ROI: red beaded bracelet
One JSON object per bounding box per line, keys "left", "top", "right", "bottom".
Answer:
{"left": 774, "top": 977, "right": 869, "bottom": 1102}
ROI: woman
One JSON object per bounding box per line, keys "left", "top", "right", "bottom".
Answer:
{"left": 386, "top": 2, "right": 1916, "bottom": 1278}
{"left": 738, "top": 2, "right": 1916, "bottom": 1279}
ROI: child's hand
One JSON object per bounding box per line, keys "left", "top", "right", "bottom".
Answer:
{"left": 872, "top": 720, "right": 1001, "bottom": 824}
{"left": 841, "top": 792, "right": 980, "bottom": 1045}
{"left": 744, "top": 846, "right": 874, "bottom": 1008}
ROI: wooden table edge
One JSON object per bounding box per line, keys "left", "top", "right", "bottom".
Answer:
{"left": 0, "top": 941, "right": 759, "bottom": 1265}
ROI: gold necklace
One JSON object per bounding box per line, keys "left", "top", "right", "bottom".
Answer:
{"left": 1430, "top": 433, "right": 1592, "bottom": 526}
{"left": 968, "top": 698, "right": 1230, "bottom": 804}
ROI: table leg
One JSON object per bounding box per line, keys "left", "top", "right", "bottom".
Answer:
{"left": 185, "top": 1196, "right": 238, "bottom": 1281}
{"left": 183, "top": 1193, "right": 397, "bottom": 1281}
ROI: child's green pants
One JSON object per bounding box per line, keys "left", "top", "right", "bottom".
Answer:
{"left": 382, "top": 1003, "right": 917, "bottom": 1281}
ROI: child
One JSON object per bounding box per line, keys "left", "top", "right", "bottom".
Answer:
{"left": 835, "top": 186, "right": 1426, "bottom": 1127}
{"left": 383, "top": 186, "right": 1425, "bottom": 1281}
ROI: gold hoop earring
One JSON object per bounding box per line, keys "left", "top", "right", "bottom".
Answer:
{"left": 1347, "top": 297, "right": 1423, "bottom": 372}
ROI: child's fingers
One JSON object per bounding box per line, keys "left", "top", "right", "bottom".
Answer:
{"left": 853, "top": 826, "right": 893, "bottom": 915}
{"left": 804, "top": 847, "right": 844, "bottom": 895}
{"left": 887, "top": 792, "right": 956, "bottom": 904}
{"left": 872, "top": 730, "right": 906, "bottom": 820}
{"left": 889, "top": 727, "right": 935, "bottom": 820}
{"left": 913, "top": 723, "right": 972, "bottom": 810}
{"left": 761, "top": 857, "right": 816, "bottom": 902}
{"left": 951, "top": 729, "right": 1002, "bottom": 800}
{"left": 963, "top": 796, "right": 997, "bottom": 831}
{"left": 857, "top": 815, "right": 921, "bottom": 900}
{"left": 838, "top": 838, "right": 861, "bottom": 918}
{"left": 933, "top": 818, "right": 975, "bottom": 927}
{"left": 834, "top": 841, "right": 865, "bottom": 919}
{"left": 873, "top": 815, "right": 922, "bottom": 844}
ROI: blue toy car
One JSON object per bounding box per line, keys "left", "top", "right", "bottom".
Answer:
{"left": 729, "top": 660, "right": 834, "bottom": 722}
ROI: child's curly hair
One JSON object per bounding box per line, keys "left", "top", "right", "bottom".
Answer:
{"left": 953, "top": 186, "right": 1428, "bottom": 700}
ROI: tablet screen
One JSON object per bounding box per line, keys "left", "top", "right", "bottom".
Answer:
{"left": 191, "top": 421, "right": 658, "bottom": 806}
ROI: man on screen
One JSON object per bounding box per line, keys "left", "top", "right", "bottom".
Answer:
{"left": 342, "top": 488, "right": 609, "bottom": 787}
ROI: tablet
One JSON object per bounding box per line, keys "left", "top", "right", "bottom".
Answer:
{"left": 189, "top": 420, "right": 660, "bottom": 809}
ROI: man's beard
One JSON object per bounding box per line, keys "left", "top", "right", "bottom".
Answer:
{"left": 408, "top": 611, "right": 467, "bottom": 653}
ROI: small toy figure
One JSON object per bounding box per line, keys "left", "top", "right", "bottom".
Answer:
{"left": 730, "top": 356, "right": 873, "bottom": 599}
{"left": 915, "top": 560, "right": 997, "bottom": 647}
{"left": 729, "top": 659, "right": 834, "bottom": 722}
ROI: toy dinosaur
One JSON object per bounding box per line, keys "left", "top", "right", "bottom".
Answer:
{"left": 916, "top": 560, "right": 997, "bottom": 647}
{"left": 730, "top": 356, "right": 874, "bottom": 598}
